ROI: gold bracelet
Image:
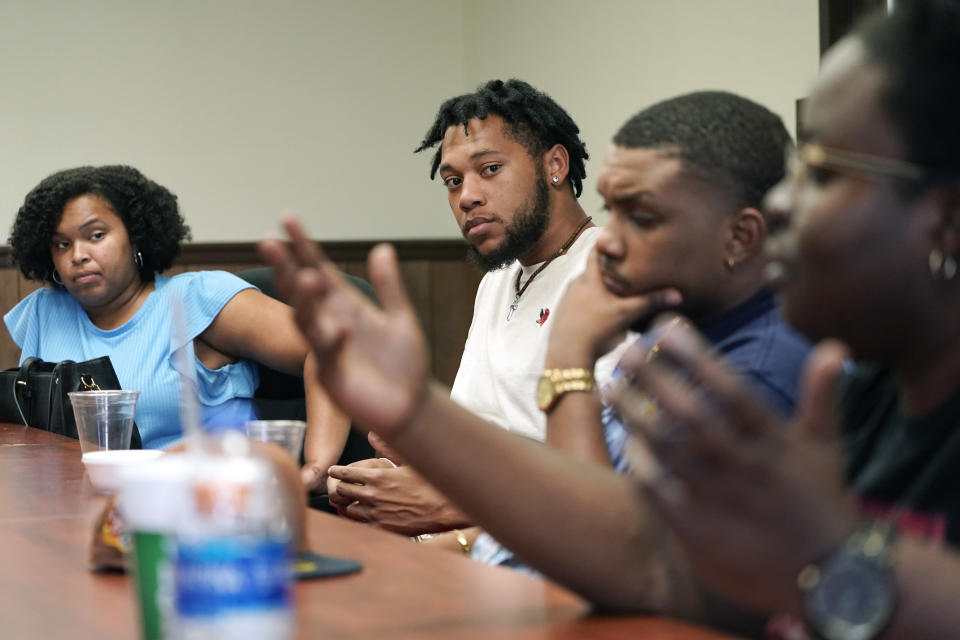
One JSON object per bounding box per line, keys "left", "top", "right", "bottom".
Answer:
{"left": 452, "top": 529, "right": 471, "bottom": 555}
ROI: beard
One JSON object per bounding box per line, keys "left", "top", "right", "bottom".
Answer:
{"left": 466, "top": 172, "right": 550, "bottom": 272}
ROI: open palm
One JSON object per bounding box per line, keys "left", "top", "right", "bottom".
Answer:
{"left": 260, "top": 218, "right": 429, "bottom": 437}
{"left": 611, "top": 327, "right": 857, "bottom": 615}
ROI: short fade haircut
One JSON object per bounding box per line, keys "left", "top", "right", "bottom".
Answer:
{"left": 855, "top": 0, "right": 960, "bottom": 178}
{"left": 613, "top": 91, "right": 791, "bottom": 210}
{"left": 415, "top": 79, "right": 589, "bottom": 197}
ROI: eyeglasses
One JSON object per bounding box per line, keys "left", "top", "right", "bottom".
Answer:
{"left": 785, "top": 143, "right": 926, "bottom": 185}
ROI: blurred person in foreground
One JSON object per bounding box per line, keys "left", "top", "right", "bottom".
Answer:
{"left": 261, "top": 2, "right": 960, "bottom": 637}
{"left": 606, "top": 1, "right": 960, "bottom": 637}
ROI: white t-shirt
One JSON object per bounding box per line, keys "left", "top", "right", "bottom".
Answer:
{"left": 449, "top": 226, "right": 627, "bottom": 441}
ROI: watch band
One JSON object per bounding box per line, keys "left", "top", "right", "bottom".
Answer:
{"left": 538, "top": 368, "right": 596, "bottom": 413}
{"left": 545, "top": 368, "right": 595, "bottom": 388}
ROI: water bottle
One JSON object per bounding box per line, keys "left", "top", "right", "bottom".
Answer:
{"left": 171, "top": 433, "right": 294, "bottom": 639}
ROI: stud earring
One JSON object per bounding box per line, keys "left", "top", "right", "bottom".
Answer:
{"left": 52, "top": 269, "right": 64, "bottom": 286}
{"left": 552, "top": 176, "right": 559, "bottom": 184}
{"left": 725, "top": 257, "right": 736, "bottom": 270}
{"left": 134, "top": 250, "right": 144, "bottom": 269}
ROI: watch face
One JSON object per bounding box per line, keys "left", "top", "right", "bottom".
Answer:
{"left": 536, "top": 376, "right": 554, "bottom": 411}
{"left": 806, "top": 553, "right": 895, "bottom": 640}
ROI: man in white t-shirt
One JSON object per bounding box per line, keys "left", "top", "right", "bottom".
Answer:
{"left": 325, "top": 80, "right": 623, "bottom": 544}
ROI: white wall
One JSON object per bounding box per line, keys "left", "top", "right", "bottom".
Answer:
{"left": 0, "top": 1, "right": 817, "bottom": 242}
{"left": 462, "top": 0, "right": 820, "bottom": 218}
{"left": 0, "top": 0, "right": 467, "bottom": 242}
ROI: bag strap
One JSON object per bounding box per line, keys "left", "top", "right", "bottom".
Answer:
{"left": 50, "top": 361, "right": 69, "bottom": 434}
{"left": 13, "top": 357, "right": 41, "bottom": 425}
{"left": 51, "top": 360, "right": 91, "bottom": 438}
{"left": 55, "top": 360, "right": 101, "bottom": 391}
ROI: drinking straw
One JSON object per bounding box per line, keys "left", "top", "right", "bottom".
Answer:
{"left": 171, "top": 296, "right": 203, "bottom": 451}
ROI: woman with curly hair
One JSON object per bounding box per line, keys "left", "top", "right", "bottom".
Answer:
{"left": 5, "top": 165, "right": 348, "bottom": 486}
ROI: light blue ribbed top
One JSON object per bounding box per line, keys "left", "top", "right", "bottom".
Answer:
{"left": 4, "top": 271, "right": 259, "bottom": 449}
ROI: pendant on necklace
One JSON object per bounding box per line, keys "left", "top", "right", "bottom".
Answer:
{"left": 506, "top": 293, "right": 520, "bottom": 321}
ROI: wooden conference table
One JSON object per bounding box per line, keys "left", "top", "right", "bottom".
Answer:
{"left": 0, "top": 424, "right": 737, "bottom": 639}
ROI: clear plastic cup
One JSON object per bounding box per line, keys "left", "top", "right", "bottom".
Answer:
{"left": 68, "top": 390, "right": 140, "bottom": 455}
{"left": 245, "top": 420, "right": 306, "bottom": 462}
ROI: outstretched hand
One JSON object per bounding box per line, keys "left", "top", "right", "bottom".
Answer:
{"left": 608, "top": 322, "right": 858, "bottom": 616}
{"left": 259, "top": 217, "right": 430, "bottom": 438}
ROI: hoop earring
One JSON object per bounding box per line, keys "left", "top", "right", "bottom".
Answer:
{"left": 929, "top": 248, "right": 944, "bottom": 276}
{"left": 52, "top": 269, "right": 64, "bottom": 286}
{"left": 134, "top": 251, "right": 144, "bottom": 269}
{"left": 929, "top": 248, "right": 958, "bottom": 282}
{"left": 946, "top": 256, "right": 958, "bottom": 281}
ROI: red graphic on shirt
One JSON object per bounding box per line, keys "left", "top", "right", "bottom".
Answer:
{"left": 854, "top": 497, "right": 948, "bottom": 543}
{"left": 537, "top": 308, "right": 550, "bottom": 326}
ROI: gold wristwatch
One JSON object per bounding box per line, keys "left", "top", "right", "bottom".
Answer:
{"left": 537, "top": 368, "right": 595, "bottom": 413}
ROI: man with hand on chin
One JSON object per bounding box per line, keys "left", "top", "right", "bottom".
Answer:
{"left": 478, "top": 91, "right": 812, "bottom": 570}
{"left": 544, "top": 91, "right": 811, "bottom": 469}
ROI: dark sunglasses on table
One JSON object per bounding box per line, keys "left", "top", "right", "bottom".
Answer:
{"left": 785, "top": 143, "right": 926, "bottom": 185}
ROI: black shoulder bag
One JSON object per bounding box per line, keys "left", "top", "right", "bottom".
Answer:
{"left": 0, "top": 356, "right": 143, "bottom": 448}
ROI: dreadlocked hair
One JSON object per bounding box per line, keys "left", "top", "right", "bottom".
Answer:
{"left": 414, "top": 79, "right": 588, "bottom": 197}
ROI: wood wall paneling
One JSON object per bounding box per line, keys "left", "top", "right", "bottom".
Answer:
{"left": 430, "top": 259, "right": 482, "bottom": 388}
{"left": 0, "top": 270, "right": 20, "bottom": 369}
{"left": 0, "top": 241, "right": 479, "bottom": 386}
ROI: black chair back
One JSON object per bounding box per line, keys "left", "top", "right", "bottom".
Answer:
{"left": 236, "top": 267, "right": 376, "bottom": 471}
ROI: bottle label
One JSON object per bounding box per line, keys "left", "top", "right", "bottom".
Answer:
{"left": 174, "top": 537, "right": 291, "bottom": 619}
